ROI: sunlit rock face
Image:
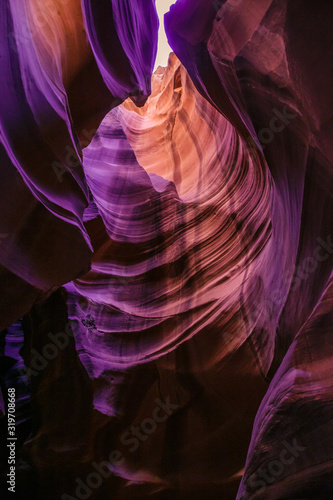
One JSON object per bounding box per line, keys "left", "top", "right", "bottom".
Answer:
{"left": 164, "top": 1, "right": 333, "bottom": 498}
{"left": 0, "top": 1, "right": 333, "bottom": 499}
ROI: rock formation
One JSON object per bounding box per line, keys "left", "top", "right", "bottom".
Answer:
{"left": 0, "top": 1, "right": 332, "bottom": 499}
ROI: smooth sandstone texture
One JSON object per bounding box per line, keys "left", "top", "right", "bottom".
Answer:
{"left": 0, "top": 1, "right": 332, "bottom": 499}
{"left": 0, "top": 0, "right": 158, "bottom": 328}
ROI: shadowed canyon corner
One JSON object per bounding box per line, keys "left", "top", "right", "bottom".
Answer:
{"left": 0, "top": 1, "right": 333, "bottom": 499}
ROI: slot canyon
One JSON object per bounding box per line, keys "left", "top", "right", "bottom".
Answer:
{"left": 0, "top": 1, "right": 332, "bottom": 499}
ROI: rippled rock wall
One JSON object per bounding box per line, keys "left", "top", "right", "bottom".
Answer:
{"left": 0, "top": 1, "right": 332, "bottom": 499}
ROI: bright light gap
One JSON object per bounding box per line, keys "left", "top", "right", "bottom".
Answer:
{"left": 154, "top": 0, "right": 175, "bottom": 71}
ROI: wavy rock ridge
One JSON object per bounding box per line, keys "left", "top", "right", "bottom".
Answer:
{"left": 0, "top": 1, "right": 332, "bottom": 499}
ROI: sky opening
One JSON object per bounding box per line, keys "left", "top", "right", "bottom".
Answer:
{"left": 154, "top": 0, "right": 176, "bottom": 70}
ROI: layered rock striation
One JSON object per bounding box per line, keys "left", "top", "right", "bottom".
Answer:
{"left": 0, "top": 1, "right": 332, "bottom": 499}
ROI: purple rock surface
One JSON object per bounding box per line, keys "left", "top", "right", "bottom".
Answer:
{"left": 0, "top": 1, "right": 332, "bottom": 499}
